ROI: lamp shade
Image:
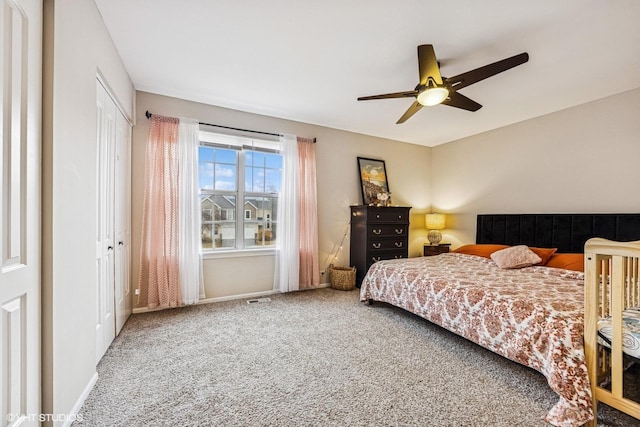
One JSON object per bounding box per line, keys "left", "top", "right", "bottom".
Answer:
{"left": 425, "top": 213, "right": 445, "bottom": 230}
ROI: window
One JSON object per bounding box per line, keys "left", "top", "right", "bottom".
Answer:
{"left": 199, "top": 131, "right": 282, "bottom": 251}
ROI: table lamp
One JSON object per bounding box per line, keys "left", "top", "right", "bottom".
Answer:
{"left": 425, "top": 213, "right": 445, "bottom": 245}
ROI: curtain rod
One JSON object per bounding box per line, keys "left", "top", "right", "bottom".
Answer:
{"left": 145, "top": 111, "right": 316, "bottom": 143}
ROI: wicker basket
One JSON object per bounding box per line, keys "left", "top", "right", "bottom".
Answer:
{"left": 330, "top": 266, "right": 356, "bottom": 291}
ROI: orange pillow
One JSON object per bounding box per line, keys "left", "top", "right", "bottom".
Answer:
{"left": 453, "top": 244, "right": 510, "bottom": 259}
{"left": 529, "top": 247, "right": 558, "bottom": 265}
{"left": 544, "top": 253, "right": 584, "bottom": 272}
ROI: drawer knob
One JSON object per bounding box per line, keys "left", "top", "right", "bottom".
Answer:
{"left": 394, "top": 255, "right": 404, "bottom": 259}
{"left": 373, "top": 229, "right": 382, "bottom": 235}
{"left": 395, "top": 228, "right": 403, "bottom": 234}
{"left": 373, "top": 242, "right": 381, "bottom": 249}
{"left": 372, "top": 256, "right": 381, "bottom": 262}
{"left": 376, "top": 214, "right": 380, "bottom": 219}
{"left": 398, "top": 215, "right": 402, "bottom": 219}
{"left": 395, "top": 242, "right": 403, "bottom": 248}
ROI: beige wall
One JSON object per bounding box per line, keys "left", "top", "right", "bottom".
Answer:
{"left": 42, "top": 0, "right": 134, "bottom": 422}
{"left": 132, "top": 91, "right": 432, "bottom": 299}
{"left": 432, "top": 88, "right": 640, "bottom": 248}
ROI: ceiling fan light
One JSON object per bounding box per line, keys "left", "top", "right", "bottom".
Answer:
{"left": 417, "top": 87, "right": 449, "bottom": 106}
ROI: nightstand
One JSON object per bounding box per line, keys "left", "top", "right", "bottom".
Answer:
{"left": 423, "top": 243, "right": 451, "bottom": 257}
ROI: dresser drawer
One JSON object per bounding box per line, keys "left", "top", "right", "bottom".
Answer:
{"left": 368, "top": 238, "right": 406, "bottom": 251}
{"left": 368, "top": 209, "right": 409, "bottom": 223}
{"left": 367, "top": 224, "right": 407, "bottom": 237}
{"left": 368, "top": 251, "right": 406, "bottom": 265}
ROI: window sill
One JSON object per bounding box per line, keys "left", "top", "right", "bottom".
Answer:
{"left": 201, "top": 247, "right": 277, "bottom": 260}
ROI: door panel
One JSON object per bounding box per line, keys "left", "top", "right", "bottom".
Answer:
{"left": 114, "top": 109, "right": 131, "bottom": 335}
{"left": 0, "top": 0, "right": 42, "bottom": 424}
{"left": 95, "top": 80, "right": 115, "bottom": 363}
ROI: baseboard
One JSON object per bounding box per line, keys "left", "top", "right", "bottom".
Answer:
{"left": 196, "top": 289, "right": 280, "bottom": 305}
{"left": 133, "top": 283, "right": 332, "bottom": 314}
{"left": 64, "top": 372, "right": 98, "bottom": 426}
{"left": 197, "top": 283, "right": 332, "bottom": 304}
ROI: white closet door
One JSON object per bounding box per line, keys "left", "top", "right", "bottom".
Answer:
{"left": 96, "top": 79, "right": 132, "bottom": 361}
{"left": 114, "top": 109, "right": 131, "bottom": 335}
{"left": 0, "top": 0, "right": 42, "bottom": 424}
{"left": 96, "top": 80, "right": 116, "bottom": 362}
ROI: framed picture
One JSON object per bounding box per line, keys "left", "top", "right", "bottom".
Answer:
{"left": 357, "top": 157, "right": 390, "bottom": 205}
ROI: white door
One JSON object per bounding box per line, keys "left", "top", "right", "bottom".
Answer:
{"left": 0, "top": 0, "right": 42, "bottom": 425}
{"left": 96, "top": 80, "right": 116, "bottom": 362}
{"left": 114, "top": 109, "right": 131, "bottom": 335}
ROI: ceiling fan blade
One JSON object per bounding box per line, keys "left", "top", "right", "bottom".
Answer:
{"left": 357, "top": 90, "right": 418, "bottom": 101}
{"left": 396, "top": 101, "right": 423, "bottom": 124}
{"left": 441, "top": 91, "right": 482, "bottom": 111}
{"left": 446, "top": 52, "right": 529, "bottom": 91}
{"left": 418, "top": 44, "right": 443, "bottom": 86}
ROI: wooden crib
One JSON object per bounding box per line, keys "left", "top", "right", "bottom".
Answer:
{"left": 584, "top": 238, "right": 640, "bottom": 425}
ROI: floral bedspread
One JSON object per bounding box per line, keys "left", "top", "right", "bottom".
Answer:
{"left": 359, "top": 253, "right": 593, "bottom": 427}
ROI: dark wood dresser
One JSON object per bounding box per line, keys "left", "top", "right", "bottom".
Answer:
{"left": 350, "top": 205, "right": 411, "bottom": 286}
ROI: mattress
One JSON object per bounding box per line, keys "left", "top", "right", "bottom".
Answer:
{"left": 598, "top": 306, "right": 640, "bottom": 360}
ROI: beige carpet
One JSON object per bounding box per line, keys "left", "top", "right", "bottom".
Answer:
{"left": 74, "top": 288, "right": 639, "bottom": 426}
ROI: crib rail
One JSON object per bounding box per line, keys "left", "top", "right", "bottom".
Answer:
{"left": 584, "top": 238, "right": 640, "bottom": 424}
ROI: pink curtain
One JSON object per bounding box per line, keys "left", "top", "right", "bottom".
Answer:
{"left": 138, "top": 115, "right": 182, "bottom": 308}
{"left": 297, "top": 137, "right": 320, "bottom": 288}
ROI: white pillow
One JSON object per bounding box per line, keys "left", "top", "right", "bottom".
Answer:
{"left": 490, "top": 245, "right": 542, "bottom": 269}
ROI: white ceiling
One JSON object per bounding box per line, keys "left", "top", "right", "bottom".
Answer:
{"left": 95, "top": 0, "right": 640, "bottom": 147}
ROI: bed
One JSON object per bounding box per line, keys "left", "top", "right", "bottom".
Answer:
{"left": 584, "top": 238, "right": 640, "bottom": 425}
{"left": 359, "top": 213, "right": 640, "bottom": 427}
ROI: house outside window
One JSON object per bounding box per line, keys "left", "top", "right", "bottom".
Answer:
{"left": 199, "top": 131, "right": 282, "bottom": 251}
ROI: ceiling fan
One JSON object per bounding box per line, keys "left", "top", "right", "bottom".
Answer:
{"left": 357, "top": 45, "right": 529, "bottom": 124}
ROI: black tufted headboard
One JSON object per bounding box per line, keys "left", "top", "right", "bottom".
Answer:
{"left": 476, "top": 214, "right": 640, "bottom": 253}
